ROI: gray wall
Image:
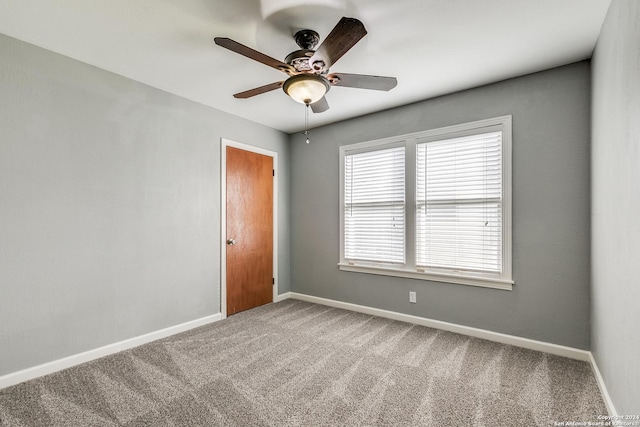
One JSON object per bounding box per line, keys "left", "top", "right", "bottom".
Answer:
{"left": 290, "top": 62, "right": 592, "bottom": 349}
{"left": 591, "top": 0, "right": 640, "bottom": 415}
{"left": 0, "top": 34, "right": 290, "bottom": 377}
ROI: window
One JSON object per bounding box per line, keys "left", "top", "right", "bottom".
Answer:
{"left": 344, "top": 146, "right": 405, "bottom": 264}
{"left": 339, "top": 116, "right": 513, "bottom": 290}
{"left": 416, "top": 131, "right": 503, "bottom": 274}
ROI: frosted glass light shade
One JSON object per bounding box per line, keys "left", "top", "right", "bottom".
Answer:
{"left": 283, "top": 74, "right": 330, "bottom": 104}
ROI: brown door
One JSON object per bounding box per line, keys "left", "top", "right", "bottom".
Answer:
{"left": 226, "top": 146, "right": 273, "bottom": 316}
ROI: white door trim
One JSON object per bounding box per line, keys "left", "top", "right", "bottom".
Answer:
{"left": 220, "top": 138, "right": 278, "bottom": 319}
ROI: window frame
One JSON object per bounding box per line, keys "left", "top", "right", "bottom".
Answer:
{"left": 339, "top": 116, "right": 513, "bottom": 291}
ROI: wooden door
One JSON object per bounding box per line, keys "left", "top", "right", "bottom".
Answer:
{"left": 226, "top": 146, "right": 273, "bottom": 316}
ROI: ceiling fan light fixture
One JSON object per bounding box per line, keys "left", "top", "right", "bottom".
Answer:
{"left": 283, "top": 74, "right": 330, "bottom": 105}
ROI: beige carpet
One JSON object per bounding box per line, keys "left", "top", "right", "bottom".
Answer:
{"left": 0, "top": 299, "right": 607, "bottom": 426}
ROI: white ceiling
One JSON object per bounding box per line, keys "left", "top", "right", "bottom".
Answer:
{"left": 0, "top": 0, "right": 611, "bottom": 133}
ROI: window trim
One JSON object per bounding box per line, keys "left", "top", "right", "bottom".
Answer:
{"left": 339, "top": 116, "right": 513, "bottom": 291}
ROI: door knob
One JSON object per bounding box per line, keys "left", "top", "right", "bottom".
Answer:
{"left": 227, "top": 238, "right": 236, "bottom": 246}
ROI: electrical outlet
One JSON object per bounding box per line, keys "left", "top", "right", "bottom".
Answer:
{"left": 409, "top": 291, "right": 416, "bottom": 303}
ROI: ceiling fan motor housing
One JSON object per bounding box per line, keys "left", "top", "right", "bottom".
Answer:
{"left": 288, "top": 29, "right": 326, "bottom": 74}
{"left": 285, "top": 49, "right": 315, "bottom": 72}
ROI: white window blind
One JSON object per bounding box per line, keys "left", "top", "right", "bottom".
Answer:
{"left": 416, "top": 131, "right": 503, "bottom": 274}
{"left": 344, "top": 146, "right": 405, "bottom": 264}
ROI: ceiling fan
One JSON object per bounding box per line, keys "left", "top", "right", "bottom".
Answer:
{"left": 214, "top": 17, "right": 397, "bottom": 113}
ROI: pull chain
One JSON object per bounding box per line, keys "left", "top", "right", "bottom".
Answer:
{"left": 304, "top": 103, "right": 310, "bottom": 144}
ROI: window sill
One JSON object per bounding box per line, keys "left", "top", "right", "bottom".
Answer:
{"left": 337, "top": 263, "right": 513, "bottom": 291}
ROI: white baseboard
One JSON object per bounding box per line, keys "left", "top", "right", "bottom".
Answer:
{"left": 589, "top": 352, "right": 618, "bottom": 417}
{"left": 0, "top": 313, "right": 222, "bottom": 390}
{"left": 274, "top": 292, "right": 292, "bottom": 302}
{"left": 285, "top": 292, "right": 591, "bottom": 362}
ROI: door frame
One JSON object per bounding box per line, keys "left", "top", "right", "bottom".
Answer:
{"left": 220, "top": 138, "right": 278, "bottom": 319}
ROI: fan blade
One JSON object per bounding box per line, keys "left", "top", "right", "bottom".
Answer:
{"left": 309, "top": 17, "right": 367, "bottom": 72}
{"left": 328, "top": 73, "right": 397, "bottom": 91}
{"left": 233, "top": 81, "right": 284, "bottom": 99}
{"left": 214, "top": 37, "right": 295, "bottom": 75}
{"left": 311, "top": 96, "right": 330, "bottom": 113}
